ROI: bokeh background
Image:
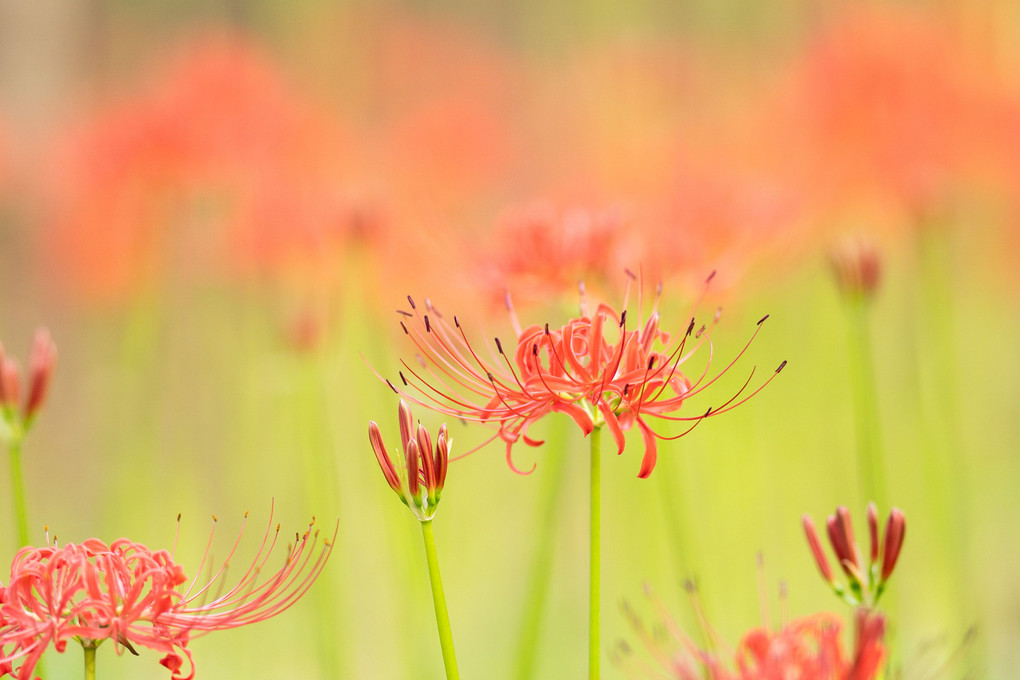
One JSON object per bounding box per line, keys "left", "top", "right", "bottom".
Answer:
{"left": 0, "top": 0, "right": 1018, "bottom": 677}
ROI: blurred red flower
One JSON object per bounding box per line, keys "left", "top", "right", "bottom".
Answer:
{"left": 43, "top": 33, "right": 358, "bottom": 302}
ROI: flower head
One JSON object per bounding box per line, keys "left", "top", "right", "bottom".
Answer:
{"left": 369, "top": 399, "right": 451, "bottom": 521}
{"left": 802, "top": 503, "right": 905, "bottom": 608}
{"left": 0, "top": 329, "right": 57, "bottom": 435}
{"left": 386, "top": 274, "right": 784, "bottom": 478}
{"left": 614, "top": 583, "right": 887, "bottom": 680}
{"left": 0, "top": 505, "right": 334, "bottom": 680}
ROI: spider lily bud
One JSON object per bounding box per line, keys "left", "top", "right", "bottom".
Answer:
{"left": 24, "top": 329, "right": 56, "bottom": 425}
{"left": 803, "top": 503, "right": 905, "bottom": 608}
{"left": 0, "top": 329, "right": 56, "bottom": 433}
{"left": 368, "top": 399, "right": 452, "bottom": 521}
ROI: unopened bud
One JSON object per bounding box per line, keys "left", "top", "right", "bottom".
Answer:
{"left": 0, "top": 354, "right": 19, "bottom": 411}
{"left": 417, "top": 422, "right": 436, "bottom": 492}
{"left": 405, "top": 438, "right": 421, "bottom": 498}
{"left": 434, "top": 424, "right": 450, "bottom": 497}
{"left": 867, "top": 502, "right": 879, "bottom": 564}
{"left": 24, "top": 329, "right": 56, "bottom": 424}
{"left": 397, "top": 399, "right": 414, "bottom": 453}
{"left": 881, "top": 508, "right": 906, "bottom": 582}
{"left": 802, "top": 514, "right": 835, "bottom": 584}
{"left": 368, "top": 421, "right": 402, "bottom": 496}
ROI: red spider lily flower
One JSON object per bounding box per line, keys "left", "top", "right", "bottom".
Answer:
{"left": 802, "top": 503, "right": 905, "bottom": 607}
{"left": 369, "top": 399, "right": 451, "bottom": 521}
{"left": 615, "top": 583, "right": 887, "bottom": 680}
{"left": 385, "top": 274, "right": 784, "bottom": 478}
{"left": 0, "top": 329, "right": 56, "bottom": 434}
{"left": 0, "top": 506, "right": 334, "bottom": 680}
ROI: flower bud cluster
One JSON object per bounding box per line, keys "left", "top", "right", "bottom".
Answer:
{"left": 369, "top": 399, "right": 451, "bottom": 521}
{"left": 0, "top": 329, "right": 56, "bottom": 436}
{"left": 802, "top": 502, "right": 905, "bottom": 607}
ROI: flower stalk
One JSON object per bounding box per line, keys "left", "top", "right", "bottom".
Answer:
{"left": 421, "top": 519, "right": 460, "bottom": 680}
{"left": 589, "top": 425, "right": 602, "bottom": 680}
{"left": 83, "top": 643, "right": 97, "bottom": 680}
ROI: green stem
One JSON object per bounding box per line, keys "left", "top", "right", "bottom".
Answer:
{"left": 845, "top": 298, "right": 886, "bottom": 508}
{"left": 589, "top": 426, "right": 602, "bottom": 680}
{"left": 84, "top": 644, "right": 96, "bottom": 680}
{"left": 420, "top": 519, "right": 460, "bottom": 680}
{"left": 8, "top": 433, "right": 29, "bottom": 548}
{"left": 513, "top": 426, "right": 570, "bottom": 680}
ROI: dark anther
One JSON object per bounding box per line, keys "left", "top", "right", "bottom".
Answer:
{"left": 398, "top": 371, "right": 409, "bottom": 386}
{"left": 757, "top": 314, "right": 770, "bottom": 325}
{"left": 454, "top": 315, "right": 460, "bottom": 328}
{"left": 544, "top": 322, "right": 550, "bottom": 335}
{"left": 648, "top": 356, "right": 656, "bottom": 370}
{"left": 385, "top": 379, "right": 398, "bottom": 393}
{"left": 400, "top": 321, "right": 409, "bottom": 335}
{"left": 407, "top": 295, "right": 416, "bottom": 310}
{"left": 776, "top": 360, "right": 788, "bottom": 373}
{"left": 620, "top": 310, "right": 627, "bottom": 328}
{"left": 495, "top": 337, "right": 504, "bottom": 354}
{"left": 623, "top": 384, "right": 630, "bottom": 396}
{"left": 397, "top": 309, "right": 412, "bottom": 317}
{"left": 686, "top": 318, "right": 695, "bottom": 336}
{"left": 424, "top": 315, "right": 431, "bottom": 333}
{"left": 706, "top": 270, "right": 717, "bottom": 283}
{"left": 486, "top": 371, "right": 495, "bottom": 382}
{"left": 532, "top": 343, "right": 539, "bottom": 356}
{"left": 625, "top": 268, "right": 637, "bottom": 280}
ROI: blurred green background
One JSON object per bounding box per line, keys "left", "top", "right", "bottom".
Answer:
{"left": 0, "top": 0, "right": 1018, "bottom": 677}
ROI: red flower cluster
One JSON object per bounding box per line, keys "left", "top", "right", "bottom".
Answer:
{"left": 617, "top": 587, "right": 887, "bottom": 680}
{"left": 389, "top": 276, "right": 783, "bottom": 478}
{"left": 0, "top": 510, "right": 334, "bottom": 680}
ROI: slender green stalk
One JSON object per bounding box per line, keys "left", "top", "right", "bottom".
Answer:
{"left": 513, "top": 425, "right": 570, "bottom": 680}
{"left": 7, "top": 433, "right": 30, "bottom": 548}
{"left": 83, "top": 644, "right": 96, "bottom": 680}
{"left": 420, "top": 519, "right": 460, "bottom": 680}
{"left": 589, "top": 426, "right": 602, "bottom": 680}
{"left": 845, "top": 298, "right": 886, "bottom": 508}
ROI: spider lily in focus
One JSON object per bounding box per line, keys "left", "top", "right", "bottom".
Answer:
{"left": 386, "top": 273, "right": 785, "bottom": 478}
{"left": 0, "top": 505, "right": 335, "bottom": 680}
{"left": 802, "top": 503, "right": 905, "bottom": 608}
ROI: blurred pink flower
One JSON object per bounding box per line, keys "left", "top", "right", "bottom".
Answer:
{"left": 0, "top": 509, "right": 334, "bottom": 680}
